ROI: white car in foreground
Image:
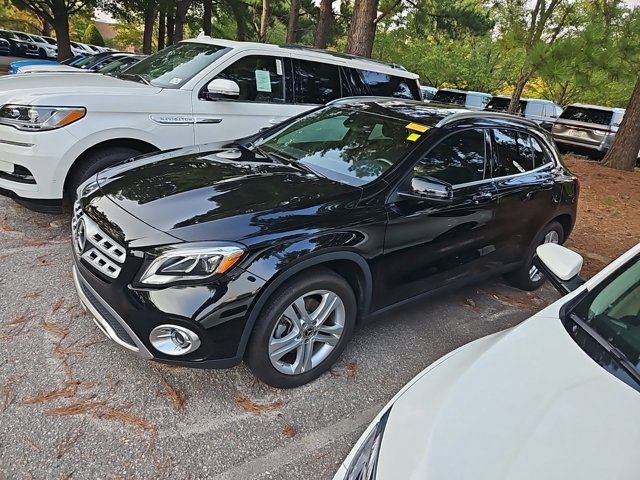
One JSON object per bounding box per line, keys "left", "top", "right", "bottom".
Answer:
{"left": 334, "top": 242, "right": 640, "bottom": 480}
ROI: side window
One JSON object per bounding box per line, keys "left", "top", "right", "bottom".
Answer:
{"left": 493, "top": 129, "right": 541, "bottom": 175}
{"left": 293, "top": 59, "right": 341, "bottom": 104}
{"left": 414, "top": 129, "right": 487, "bottom": 185}
{"left": 530, "top": 136, "right": 552, "bottom": 167}
{"left": 214, "top": 55, "right": 285, "bottom": 103}
{"left": 358, "top": 69, "right": 416, "bottom": 99}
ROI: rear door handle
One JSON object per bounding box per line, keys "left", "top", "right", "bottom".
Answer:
{"left": 472, "top": 192, "right": 494, "bottom": 204}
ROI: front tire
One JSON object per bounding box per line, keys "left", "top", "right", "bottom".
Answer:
{"left": 505, "top": 220, "right": 564, "bottom": 291}
{"left": 246, "top": 267, "right": 357, "bottom": 389}
{"left": 66, "top": 147, "right": 143, "bottom": 200}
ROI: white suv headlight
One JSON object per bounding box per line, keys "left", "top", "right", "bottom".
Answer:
{"left": 0, "top": 105, "right": 86, "bottom": 131}
{"left": 139, "top": 244, "right": 245, "bottom": 286}
{"left": 341, "top": 408, "right": 391, "bottom": 480}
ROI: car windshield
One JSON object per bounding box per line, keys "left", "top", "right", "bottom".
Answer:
{"left": 121, "top": 42, "right": 230, "bottom": 88}
{"left": 560, "top": 106, "right": 613, "bottom": 126}
{"left": 73, "top": 54, "right": 101, "bottom": 68}
{"left": 571, "top": 254, "right": 640, "bottom": 373}
{"left": 256, "top": 107, "right": 423, "bottom": 186}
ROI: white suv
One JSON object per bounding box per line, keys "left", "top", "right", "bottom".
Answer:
{"left": 0, "top": 37, "right": 420, "bottom": 211}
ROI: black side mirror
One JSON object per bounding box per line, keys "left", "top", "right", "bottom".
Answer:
{"left": 399, "top": 177, "right": 453, "bottom": 203}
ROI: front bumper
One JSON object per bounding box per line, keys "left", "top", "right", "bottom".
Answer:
{"left": 73, "top": 265, "right": 153, "bottom": 358}
{"left": 0, "top": 125, "right": 78, "bottom": 201}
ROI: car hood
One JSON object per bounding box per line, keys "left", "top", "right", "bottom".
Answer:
{"left": 376, "top": 307, "right": 640, "bottom": 480}
{"left": 94, "top": 147, "right": 360, "bottom": 244}
{"left": 0, "top": 72, "right": 161, "bottom": 105}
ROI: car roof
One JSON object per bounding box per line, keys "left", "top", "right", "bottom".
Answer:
{"left": 491, "top": 95, "right": 556, "bottom": 105}
{"left": 567, "top": 103, "right": 625, "bottom": 113}
{"left": 182, "top": 37, "right": 418, "bottom": 79}
{"left": 328, "top": 97, "right": 539, "bottom": 129}
{"left": 437, "top": 88, "right": 492, "bottom": 97}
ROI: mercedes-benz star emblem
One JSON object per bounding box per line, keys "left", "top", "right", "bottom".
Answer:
{"left": 75, "top": 219, "right": 86, "bottom": 253}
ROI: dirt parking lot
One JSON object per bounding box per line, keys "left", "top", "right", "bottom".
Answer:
{"left": 0, "top": 156, "right": 636, "bottom": 479}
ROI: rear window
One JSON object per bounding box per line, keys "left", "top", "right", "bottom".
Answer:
{"left": 560, "top": 106, "right": 613, "bottom": 126}
{"left": 432, "top": 90, "right": 466, "bottom": 106}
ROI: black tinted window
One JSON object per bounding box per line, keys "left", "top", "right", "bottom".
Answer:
{"left": 530, "top": 136, "right": 551, "bottom": 167}
{"left": 415, "top": 129, "right": 487, "bottom": 185}
{"left": 432, "top": 90, "right": 466, "bottom": 106}
{"left": 560, "top": 106, "right": 613, "bottom": 126}
{"left": 493, "top": 129, "right": 542, "bottom": 175}
{"left": 294, "top": 60, "right": 341, "bottom": 104}
{"left": 359, "top": 70, "right": 418, "bottom": 99}
{"left": 216, "top": 55, "right": 285, "bottom": 103}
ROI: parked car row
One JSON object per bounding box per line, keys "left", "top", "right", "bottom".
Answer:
{"left": 0, "top": 27, "right": 114, "bottom": 59}
{"left": 422, "top": 86, "right": 633, "bottom": 157}
{"left": 9, "top": 51, "right": 145, "bottom": 75}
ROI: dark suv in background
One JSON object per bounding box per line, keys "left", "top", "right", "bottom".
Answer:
{"left": 72, "top": 99, "right": 578, "bottom": 388}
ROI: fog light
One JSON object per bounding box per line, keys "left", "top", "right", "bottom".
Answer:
{"left": 149, "top": 325, "right": 201, "bottom": 356}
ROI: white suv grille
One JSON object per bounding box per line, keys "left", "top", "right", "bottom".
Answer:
{"left": 72, "top": 201, "right": 126, "bottom": 279}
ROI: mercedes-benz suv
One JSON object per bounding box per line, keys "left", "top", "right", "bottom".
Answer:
{"left": 72, "top": 98, "right": 579, "bottom": 388}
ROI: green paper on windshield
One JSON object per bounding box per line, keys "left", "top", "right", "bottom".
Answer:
{"left": 255, "top": 70, "right": 272, "bottom": 93}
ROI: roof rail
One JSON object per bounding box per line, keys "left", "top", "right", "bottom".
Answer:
{"left": 279, "top": 44, "right": 408, "bottom": 71}
{"left": 435, "top": 111, "right": 539, "bottom": 128}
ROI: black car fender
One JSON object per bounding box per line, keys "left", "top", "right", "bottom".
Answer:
{"left": 236, "top": 246, "right": 373, "bottom": 359}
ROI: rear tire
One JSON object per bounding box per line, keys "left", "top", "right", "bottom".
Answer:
{"left": 504, "top": 221, "right": 564, "bottom": 291}
{"left": 66, "top": 147, "right": 142, "bottom": 200}
{"left": 246, "top": 267, "right": 357, "bottom": 389}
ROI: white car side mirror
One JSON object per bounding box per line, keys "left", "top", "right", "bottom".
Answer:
{"left": 206, "top": 79, "right": 240, "bottom": 100}
{"left": 536, "top": 243, "right": 583, "bottom": 280}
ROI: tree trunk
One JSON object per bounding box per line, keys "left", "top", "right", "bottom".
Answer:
{"left": 603, "top": 77, "right": 640, "bottom": 171}
{"left": 203, "top": 0, "right": 213, "bottom": 36}
{"left": 314, "top": 0, "right": 333, "bottom": 48}
{"left": 158, "top": 6, "right": 166, "bottom": 50}
{"left": 229, "top": 0, "right": 248, "bottom": 41}
{"left": 173, "top": 0, "right": 193, "bottom": 43}
{"left": 52, "top": 5, "right": 72, "bottom": 61}
{"left": 508, "top": 72, "right": 529, "bottom": 113}
{"left": 41, "top": 18, "right": 52, "bottom": 37}
{"left": 346, "top": 0, "right": 379, "bottom": 57}
{"left": 286, "top": 0, "right": 298, "bottom": 43}
{"left": 142, "top": 3, "right": 156, "bottom": 55}
{"left": 167, "top": 12, "right": 175, "bottom": 45}
{"left": 259, "top": 0, "right": 270, "bottom": 42}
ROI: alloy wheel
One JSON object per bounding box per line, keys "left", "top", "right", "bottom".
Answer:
{"left": 268, "top": 289, "right": 346, "bottom": 375}
{"left": 529, "top": 230, "right": 560, "bottom": 282}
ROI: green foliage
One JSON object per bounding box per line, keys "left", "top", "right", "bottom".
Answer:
{"left": 83, "top": 23, "right": 105, "bottom": 46}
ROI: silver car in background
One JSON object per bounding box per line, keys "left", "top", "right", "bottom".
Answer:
{"left": 552, "top": 103, "right": 625, "bottom": 156}
{"left": 431, "top": 88, "right": 492, "bottom": 110}
{"left": 485, "top": 95, "right": 562, "bottom": 131}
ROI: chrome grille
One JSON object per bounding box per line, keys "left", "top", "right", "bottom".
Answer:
{"left": 72, "top": 201, "right": 126, "bottom": 279}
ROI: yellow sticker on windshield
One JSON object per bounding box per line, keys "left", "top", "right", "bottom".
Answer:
{"left": 407, "top": 133, "right": 421, "bottom": 142}
{"left": 406, "top": 122, "right": 429, "bottom": 133}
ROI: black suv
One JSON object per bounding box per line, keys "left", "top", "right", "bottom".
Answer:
{"left": 72, "top": 98, "right": 579, "bottom": 388}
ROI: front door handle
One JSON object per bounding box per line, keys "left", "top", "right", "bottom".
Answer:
{"left": 472, "top": 192, "right": 494, "bottom": 204}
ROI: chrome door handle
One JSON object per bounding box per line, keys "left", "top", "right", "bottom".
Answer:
{"left": 472, "top": 192, "right": 494, "bottom": 203}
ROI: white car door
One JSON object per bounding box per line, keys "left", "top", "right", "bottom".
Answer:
{"left": 192, "top": 51, "right": 307, "bottom": 145}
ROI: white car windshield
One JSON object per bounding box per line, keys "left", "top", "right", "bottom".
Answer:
{"left": 120, "top": 42, "right": 231, "bottom": 88}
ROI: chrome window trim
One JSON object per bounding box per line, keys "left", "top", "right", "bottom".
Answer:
{"left": 452, "top": 161, "right": 554, "bottom": 190}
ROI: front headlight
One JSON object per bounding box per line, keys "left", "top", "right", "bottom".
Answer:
{"left": 342, "top": 409, "right": 391, "bottom": 480}
{"left": 139, "top": 244, "right": 245, "bottom": 286}
{"left": 0, "top": 105, "right": 86, "bottom": 131}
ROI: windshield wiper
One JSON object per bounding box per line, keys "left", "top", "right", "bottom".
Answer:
{"left": 115, "top": 72, "right": 151, "bottom": 86}
{"left": 258, "top": 148, "right": 325, "bottom": 178}
{"left": 568, "top": 312, "right": 640, "bottom": 385}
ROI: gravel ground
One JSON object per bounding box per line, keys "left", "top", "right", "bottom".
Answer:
{"left": 0, "top": 196, "right": 561, "bottom": 479}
